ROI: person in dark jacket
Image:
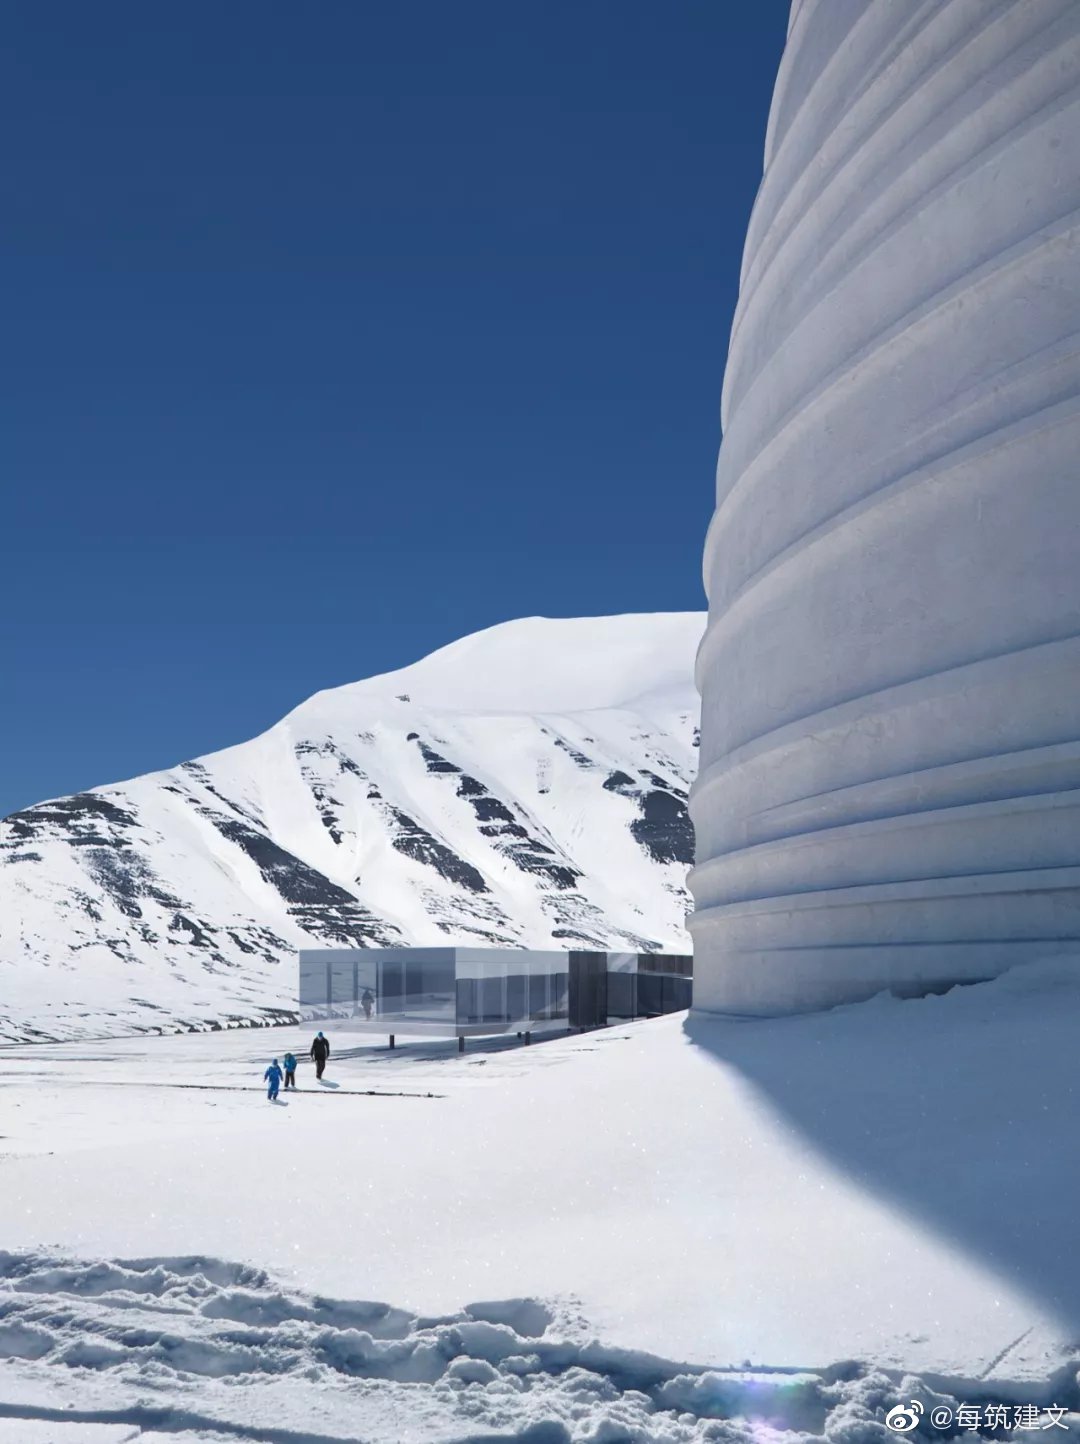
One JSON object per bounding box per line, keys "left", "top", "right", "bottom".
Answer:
{"left": 264, "top": 1059, "right": 283, "bottom": 1101}
{"left": 310, "top": 1031, "right": 330, "bottom": 1079}
{"left": 282, "top": 1052, "right": 298, "bottom": 1089}
{"left": 360, "top": 988, "right": 375, "bottom": 1021}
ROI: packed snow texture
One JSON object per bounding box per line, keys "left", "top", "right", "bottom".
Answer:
{"left": 691, "top": 0, "right": 1080, "bottom": 1013}
{"left": 0, "top": 613, "right": 702, "bottom": 1042}
{"left": 3, "top": 1252, "right": 1076, "bottom": 1444}
{"left": 3, "top": 961, "right": 1080, "bottom": 1438}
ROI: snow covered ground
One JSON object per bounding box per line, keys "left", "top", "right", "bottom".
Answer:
{"left": 2, "top": 960, "right": 1079, "bottom": 1440}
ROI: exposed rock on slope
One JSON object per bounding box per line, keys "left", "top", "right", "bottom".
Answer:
{"left": 0, "top": 613, "right": 703, "bottom": 1040}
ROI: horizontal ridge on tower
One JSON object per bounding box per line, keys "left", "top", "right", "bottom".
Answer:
{"left": 690, "top": 0, "right": 1080, "bottom": 1015}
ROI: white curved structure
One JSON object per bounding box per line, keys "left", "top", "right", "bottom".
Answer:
{"left": 690, "top": 0, "right": 1080, "bottom": 1014}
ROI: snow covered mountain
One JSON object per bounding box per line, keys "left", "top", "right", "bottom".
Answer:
{"left": 0, "top": 613, "right": 703, "bottom": 1042}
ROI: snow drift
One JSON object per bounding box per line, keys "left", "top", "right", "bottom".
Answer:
{"left": 4, "top": 1246, "right": 1066, "bottom": 1442}
{"left": 0, "top": 613, "right": 703, "bottom": 1042}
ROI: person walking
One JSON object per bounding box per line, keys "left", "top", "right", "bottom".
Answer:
{"left": 282, "top": 1052, "right": 298, "bottom": 1089}
{"left": 310, "top": 1030, "right": 330, "bottom": 1080}
{"left": 360, "top": 989, "right": 375, "bottom": 1021}
{"left": 264, "top": 1058, "right": 283, "bottom": 1102}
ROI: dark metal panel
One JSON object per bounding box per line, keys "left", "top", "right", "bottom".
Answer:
{"left": 569, "top": 951, "right": 608, "bottom": 1028}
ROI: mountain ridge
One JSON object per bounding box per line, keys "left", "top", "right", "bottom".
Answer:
{"left": 0, "top": 613, "right": 704, "bottom": 1042}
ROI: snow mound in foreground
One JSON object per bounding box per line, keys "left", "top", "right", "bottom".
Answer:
{"left": 4, "top": 1248, "right": 1073, "bottom": 1443}
{"left": 5, "top": 967, "right": 1080, "bottom": 1385}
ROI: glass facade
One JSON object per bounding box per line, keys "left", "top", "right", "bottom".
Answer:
{"left": 611, "top": 952, "right": 693, "bottom": 1019}
{"left": 365, "top": 949, "right": 458, "bottom": 1021}
{"left": 455, "top": 949, "right": 569, "bottom": 1027}
{"left": 298, "top": 947, "right": 690, "bottom": 1032}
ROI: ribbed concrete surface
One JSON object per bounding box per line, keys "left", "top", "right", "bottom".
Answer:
{"left": 691, "top": 0, "right": 1080, "bottom": 1014}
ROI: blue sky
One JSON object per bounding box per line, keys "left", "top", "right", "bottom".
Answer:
{"left": 2, "top": 0, "right": 787, "bottom": 817}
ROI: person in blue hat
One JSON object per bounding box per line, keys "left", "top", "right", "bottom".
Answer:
{"left": 282, "top": 1051, "right": 298, "bottom": 1089}
{"left": 264, "top": 1058, "right": 283, "bottom": 1101}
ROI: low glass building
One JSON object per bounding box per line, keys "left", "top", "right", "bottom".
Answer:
{"left": 298, "top": 946, "right": 691, "bottom": 1046}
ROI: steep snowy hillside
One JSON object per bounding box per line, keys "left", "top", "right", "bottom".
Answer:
{"left": 0, "top": 614, "right": 703, "bottom": 1042}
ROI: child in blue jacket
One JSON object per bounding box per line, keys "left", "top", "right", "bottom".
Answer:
{"left": 264, "top": 1059, "right": 283, "bottom": 1101}
{"left": 283, "top": 1052, "right": 298, "bottom": 1089}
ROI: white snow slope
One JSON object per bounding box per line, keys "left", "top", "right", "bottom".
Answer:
{"left": 2, "top": 964, "right": 1080, "bottom": 1440}
{"left": 0, "top": 614, "right": 703, "bottom": 1043}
